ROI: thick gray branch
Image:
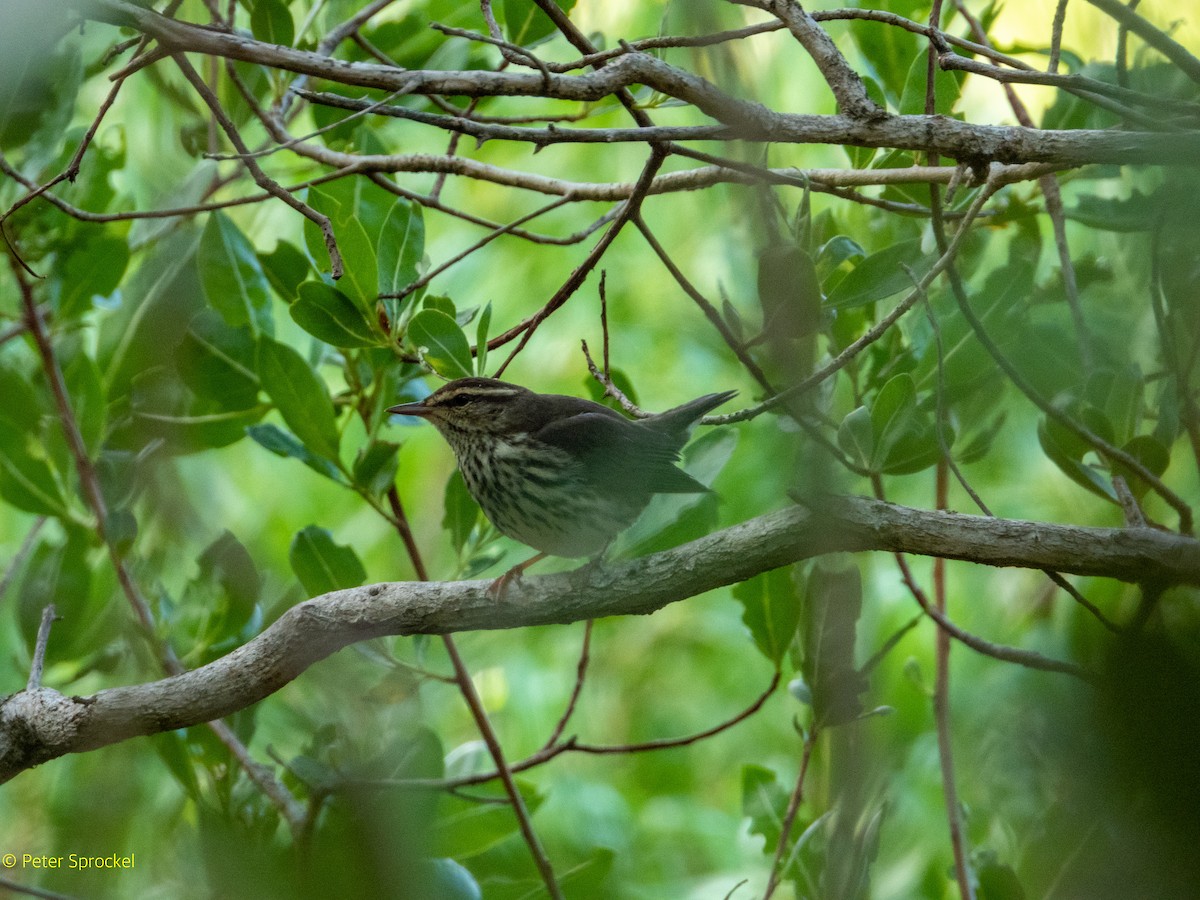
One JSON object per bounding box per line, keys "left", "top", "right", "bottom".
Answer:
{"left": 70, "top": 0, "right": 1200, "bottom": 167}
{"left": 3, "top": 496, "right": 1198, "bottom": 784}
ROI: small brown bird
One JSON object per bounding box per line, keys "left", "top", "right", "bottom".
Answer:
{"left": 388, "top": 378, "right": 734, "bottom": 571}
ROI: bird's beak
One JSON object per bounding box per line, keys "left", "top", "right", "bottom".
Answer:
{"left": 387, "top": 400, "right": 432, "bottom": 418}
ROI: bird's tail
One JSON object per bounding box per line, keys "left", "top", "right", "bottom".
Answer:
{"left": 653, "top": 390, "right": 737, "bottom": 435}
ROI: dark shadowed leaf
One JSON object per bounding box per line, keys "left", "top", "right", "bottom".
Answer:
{"left": 289, "top": 525, "right": 367, "bottom": 596}
{"left": 199, "top": 212, "right": 274, "bottom": 337}
{"left": 291, "top": 281, "right": 383, "bottom": 348}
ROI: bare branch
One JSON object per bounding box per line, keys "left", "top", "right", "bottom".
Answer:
{"left": 3, "top": 496, "right": 1198, "bottom": 782}
{"left": 66, "top": 0, "right": 1200, "bottom": 167}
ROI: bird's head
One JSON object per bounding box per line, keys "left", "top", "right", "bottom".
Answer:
{"left": 387, "top": 377, "right": 532, "bottom": 437}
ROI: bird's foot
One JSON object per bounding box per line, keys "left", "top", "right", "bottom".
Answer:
{"left": 486, "top": 552, "right": 547, "bottom": 600}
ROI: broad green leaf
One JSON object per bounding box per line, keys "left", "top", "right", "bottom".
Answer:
{"left": 55, "top": 231, "right": 128, "bottom": 319}
{"left": 899, "top": 46, "right": 964, "bottom": 116}
{"left": 249, "top": 0, "right": 294, "bottom": 47}
{"left": 870, "top": 373, "right": 941, "bottom": 474}
{"left": 757, "top": 245, "right": 823, "bottom": 340}
{"left": 352, "top": 439, "right": 400, "bottom": 497}
{"left": 288, "top": 525, "right": 367, "bottom": 596}
{"left": 176, "top": 310, "right": 261, "bottom": 410}
{"left": 63, "top": 353, "right": 106, "bottom": 457}
{"left": 1037, "top": 414, "right": 1116, "bottom": 501}
{"left": 246, "top": 423, "right": 345, "bottom": 484}
{"left": 423, "top": 294, "right": 457, "bottom": 317}
{"left": 1085, "top": 366, "right": 1143, "bottom": 445}
{"left": 198, "top": 531, "right": 261, "bottom": 624}
{"left": 291, "top": 281, "right": 383, "bottom": 348}
{"left": 0, "top": 420, "right": 68, "bottom": 517}
{"left": 1066, "top": 189, "right": 1160, "bottom": 233}
{"left": 377, "top": 198, "right": 425, "bottom": 297}
{"left": 816, "top": 234, "right": 866, "bottom": 287}
{"left": 17, "top": 530, "right": 97, "bottom": 659}
{"left": 742, "top": 764, "right": 788, "bottom": 851}
{"left": 837, "top": 405, "right": 874, "bottom": 468}
{"left": 846, "top": 2, "right": 920, "bottom": 102}
{"left": 442, "top": 470, "right": 481, "bottom": 554}
{"left": 199, "top": 212, "right": 274, "bottom": 337}
{"left": 869, "top": 373, "right": 917, "bottom": 445}
{"left": 733, "top": 565, "right": 801, "bottom": 664}
{"left": 0, "top": 366, "right": 43, "bottom": 431}
{"left": 259, "top": 240, "right": 311, "bottom": 302}
{"left": 255, "top": 337, "right": 341, "bottom": 460}
{"left": 826, "top": 239, "right": 931, "bottom": 309}
{"left": 151, "top": 731, "right": 203, "bottom": 801}
{"left": 803, "top": 558, "right": 866, "bottom": 727}
{"left": 474, "top": 301, "right": 491, "bottom": 375}
{"left": 408, "top": 309, "right": 473, "bottom": 379}
{"left": 1114, "top": 434, "right": 1170, "bottom": 499}
{"left": 100, "top": 228, "right": 204, "bottom": 399}
{"left": 503, "top": 0, "right": 577, "bottom": 47}
{"left": 434, "top": 779, "right": 545, "bottom": 859}
{"left": 305, "top": 183, "right": 386, "bottom": 307}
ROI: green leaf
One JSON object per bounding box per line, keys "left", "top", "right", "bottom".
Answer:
{"left": 176, "top": 310, "right": 261, "bottom": 410}
{"left": 352, "top": 439, "right": 400, "bottom": 497}
{"left": 847, "top": 2, "right": 919, "bottom": 103}
{"left": 199, "top": 212, "right": 274, "bottom": 337}
{"left": 434, "top": 779, "right": 545, "bottom": 859}
{"left": 247, "top": 423, "right": 346, "bottom": 484}
{"left": 899, "top": 46, "right": 964, "bottom": 116}
{"left": 802, "top": 558, "right": 866, "bottom": 727}
{"left": 757, "top": 245, "right": 823, "bottom": 340}
{"left": 474, "top": 301, "right": 491, "bottom": 375}
{"left": 733, "top": 565, "right": 801, "bottom": 664}
{"left": 0, "top": 367, "right": 42, "bottom": 431}
{"left": 288, "top": 525, "right": 367, "bottom": 596}
{"left": 377, "top": 198, "right": 425, "bottom": 297}
{"left": 825, "top": 239, "right": 930, "bottom": 309}
{"left": 442, "top": 470, "right": 481, "bottom": 554}
{"left": 816, "top": 234, "right": 865, "bottom": 283}
{"left": 837, "top": 405, "right": 874, "bottom": 469}
{"left": 54, "top": 231, "right": 128, "bottom": 319}
{"left": 63, "top": 353, "right": 106, "bottom": 458}
{"left": 249, "top": 0, "right": 294, "bottom": 47}
{"left": 408, "top": 309, "right": 473, "bottom": 379}
{"left": 256, "top": 337, "right": 341, "bottom": 460}
{"left": 1066, "top": 189, "right": 1160, "bottom": 233}
{"left": 291, "top": 281, "right": 383, "bottom": 348}
{"left": 100, "top": 228, "right": 204, "bottom": 400}
{"left": 503, "top": 0, "right": 577, "bottom": 47}
{"left": 0, "top": 420, "right": 68, "bottom": 517}
{"left": 742, "top": 764, "right": 788, "bottom": 851}
{"left": 305, "top": 184, "right": 382, "bottom": 308}
{"left": 1037, "top": 411, "right": 1117, "bottom": 501}
{"left": 1114, "top": 434, "right": 1170, "bottom": 499}
{"left": 259, "top": 240, "right": 311, "bottom": 302}
{"left": 871, "top": 373, "right": 941, "bottom": 475}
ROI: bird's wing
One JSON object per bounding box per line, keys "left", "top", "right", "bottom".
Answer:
{"left": 534, "top": 413, "right": 707, "bottom": 495}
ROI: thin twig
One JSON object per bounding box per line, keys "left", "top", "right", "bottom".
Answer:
{"left": 171, "top": 52, "right": 344, "bottom": 277}
{"left": 28, "top": 605, "right": 59, "bottom": 691}
{"left": 762, "top": 728, "right": 819, "bottom": 899}
{"left": 384, "top": 487, "right": 563, "bottom": 898}
{"left": 492, "top": 145, "right": 668, "bottom": 376}
{"left": 541, "top": 621, "right": 593, "bottom": 750}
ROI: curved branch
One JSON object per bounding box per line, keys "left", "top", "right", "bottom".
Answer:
{"left": 3, "top": 496, "right": 1198, "bottom": 783}
{"left": 69, "top": 0, "right": 1200, "bottom": 167}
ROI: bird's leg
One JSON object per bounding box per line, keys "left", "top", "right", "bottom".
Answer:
{"left": 487, "top": 552, "right": 548, "bottom": 599}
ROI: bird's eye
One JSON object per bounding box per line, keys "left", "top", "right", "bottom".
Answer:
{"left": 442, "top": 393, "right": 472, "bottom": 407}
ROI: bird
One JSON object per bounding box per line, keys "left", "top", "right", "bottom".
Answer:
{"left": 388, "top": 377, "right": 735, "bottom": 582}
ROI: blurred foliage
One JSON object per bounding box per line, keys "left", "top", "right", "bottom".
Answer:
{"left": 1, "top": 0, "right": 1199, "bottom": 898}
